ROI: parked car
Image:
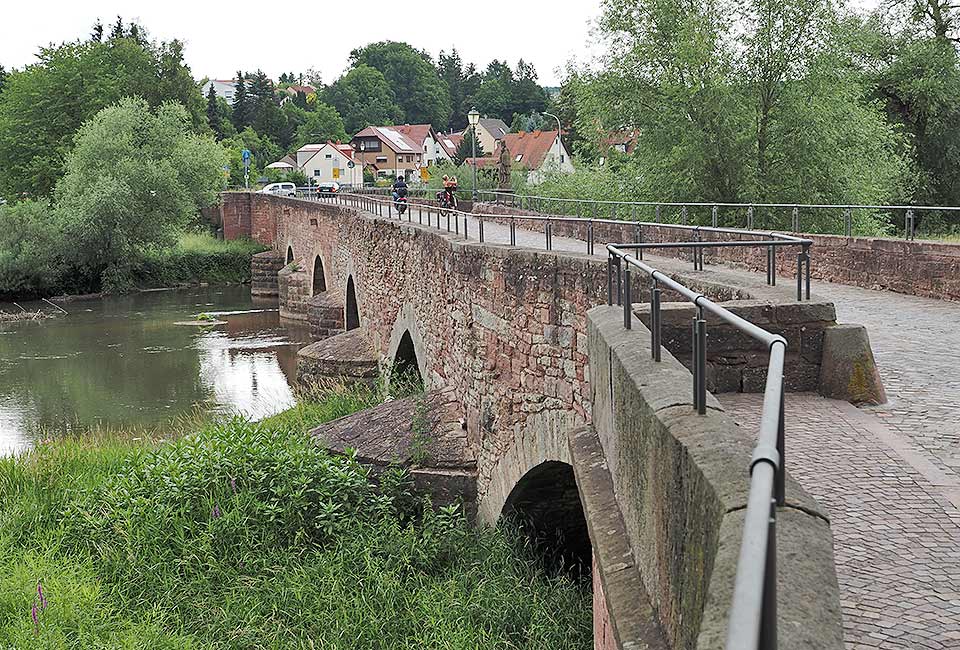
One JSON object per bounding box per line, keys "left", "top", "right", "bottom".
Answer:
{"left": 259, "top": 182, "right": 296, "bottom": 197}
{"left": 316, "top": 182, "right": 340, "bottom": 194}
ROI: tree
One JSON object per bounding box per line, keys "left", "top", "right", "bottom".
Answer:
{"left": 231, "top": 72, "right": 251, "bottom": 131}
{"left": 0, "top": 30, "right": 207, "bottom": 198}
{"left": 247, "top": 70, "right": 285, "bottom": 146}
{"left": 512, "top": 59, "right": 548, "bottom": 116}
{"left": 0, "top": 66, "right": 6, "bottom": 96}
{"left": 349, "top": 41, "right": 451, "bottom": 128}
{"left": 90, "top": 20, "right": 103, "bottom": 42}
{"left": 572, "top": 0, "right": 908, "bottom": 209}
{"left": 453, "top": 127, "right": 485, "bottom": 165}
{"left": 54, "top": 98, "right": 226, "bottom": 290}
{"left": 324, "top": 64, "right": 404, "bottom": 134}
{"left": 292, "top": 103, "right": 348, "bottom": 149}
{"left": 109, "top": 16, "right": 124, "bottom": 40}
{"left": 475, "top": 78, "right": 510, "bottom": 121}
{"left": 206, "top": 84, "right": 223, "bottom": 139}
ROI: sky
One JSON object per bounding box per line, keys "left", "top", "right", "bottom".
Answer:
{"left": 0, "top": 0, "right": 604, "bottom": 87}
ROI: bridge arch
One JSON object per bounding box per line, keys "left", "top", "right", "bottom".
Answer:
{"left": 502, "top": 460, "right": 591, "bottom": 576}
{"left": 286, "top": 245, "right": 294, "bottom": 265}
{"left": 345, "top": 275, "right": 360, "bottom": 331}
{"left": 386, "top": 305, "right": 428, "bottom": 388}
{"left": 312, "top": 254, "right": 327, "bottom": 295}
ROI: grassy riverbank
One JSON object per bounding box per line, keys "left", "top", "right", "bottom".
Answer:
{"left": 0, "top": 384, "right": 591, "bottom": 649}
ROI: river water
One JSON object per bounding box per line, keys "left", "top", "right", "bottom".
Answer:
{"left": 0, "top": 286, "right": 311, "bottom": 456}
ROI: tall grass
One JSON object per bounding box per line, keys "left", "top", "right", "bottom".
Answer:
{"left": 129, "top": 232, "right": 266, "bottom": 290}
{"left": 0, "top": 384, "right": 591, "bottom": 649}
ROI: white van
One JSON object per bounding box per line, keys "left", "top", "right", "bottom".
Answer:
{"left": 259, "top": 182, "right": 296, "bottom": 197}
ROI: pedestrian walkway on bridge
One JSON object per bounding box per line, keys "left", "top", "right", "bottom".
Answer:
{"left": 347, "top": 196, "right": 960, "bottom": 649}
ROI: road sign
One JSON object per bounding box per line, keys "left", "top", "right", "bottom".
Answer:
{"left": 347, "top": 161, "right": 355, "bottom": 169}
{"left": 333, "top": 167, "right": 340, "bottom": 179}
{"left": 241, "top": 149, "right": 251, "bottom": 163}
{"left": 420, "top": 167, "right": 430, "bottom": 182}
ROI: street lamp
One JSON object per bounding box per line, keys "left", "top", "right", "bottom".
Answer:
{"left": 468, "top": 108, "right": 480, "bottom": 201}
{"left": 544, "top": 112, "right": 562, "bottom": 170}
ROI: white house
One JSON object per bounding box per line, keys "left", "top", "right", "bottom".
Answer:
{"left": 201, "top": 79, "right": 236, "bottom": 102}
{"left": 392, "top": 124, "right": 450, "bottom": 167}
{"left": 297, "top": 142, "right": 363, "bottom": 186}
{"left": 498, "top": 130, "right": 574, "bottom": 184}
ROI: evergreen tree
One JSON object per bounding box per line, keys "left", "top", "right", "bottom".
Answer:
{"left": 231, "top": 71, "right": 250, "bottom": 131}
{"left": 453, "top": 126, "right": 485, "bottom": 165}
{"left": 109, "top": 16, "right": 124, "bottom": 40}
{"left": 0, "top": 66, "right": 6, "bottom": 96}
{"left": 91, "top": 20, "right": 103, "bottom": 42}
{"left": 206, "top": 84, "right": 222, "bottom": 139}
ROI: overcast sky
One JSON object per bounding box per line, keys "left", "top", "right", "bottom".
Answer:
{"left": 0, "top": 0, "right": 604, "bottom": 87}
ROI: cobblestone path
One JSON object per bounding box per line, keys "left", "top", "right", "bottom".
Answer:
{"left": 723, "top": 394, "right": 960, "bottom": 649}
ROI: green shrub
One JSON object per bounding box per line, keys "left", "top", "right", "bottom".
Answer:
{"left": 131, "top": 232, "right": 266, "bottom": 288}
{"left": 0, "top": 200, "right": 62, "bottom": 298}
{"left": 0, "top": 386, "right": 591, "bottom": 649}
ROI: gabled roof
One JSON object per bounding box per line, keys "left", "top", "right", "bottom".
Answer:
{"left": 478, "top": 118, "right": 510, "bottom": 140}
{"left": 393, "top": 124, "right": 436, "bottom": 148}
{"left": 285, "top": 84, "right": 316, "bottom": 95}
{"left": 498, "top": 130, "right": 561, "bottom": 170}
{"left": 437, "top": 132, "right": 463, "bottom": 157}
{"left": 601, "top": 130, "right": 638, "bottom": 154}
{"left": 352, "top": 126, "right": 419, "bottom": 153}
{"left": 297, "top": 141, "right": 358, "bottom": 168}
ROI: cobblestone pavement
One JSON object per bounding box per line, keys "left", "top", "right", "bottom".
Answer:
{"left": 810, "top": 281, "right": 960, "bottom": 495}
{"left": 723, "top": 393, "right": 960, "bottom": 649}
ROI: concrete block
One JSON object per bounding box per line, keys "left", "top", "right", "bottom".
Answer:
{"left": 819, "top": 324, "right": 887, "bottom": 405}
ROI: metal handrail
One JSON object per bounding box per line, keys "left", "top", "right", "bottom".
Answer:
{"left": 606, "top": 243, "right": 787, "bottom": 650}
{"left": 293, "top": 191, "right": 813, "bottom": 301}
{"left": 478, "top": 190, "right": 959, "bottom": 240}
{"left": 294, "top": 188, "right": 795, "bottom": 646}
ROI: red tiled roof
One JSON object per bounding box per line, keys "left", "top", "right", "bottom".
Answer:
{"left": 464, "top": 157, "right": 496, "bottom": 168}
{"left": 600, "top": 130, "right": 638, "bottom": 154}
{"left": 498, "top": 130, "right": 561, "bottom": 170}
{"left": 394, "top": 124, "right": 433, "bottom": 148}
{"left": 352, "top": 126, "right": 419, "bottom": 153}
{"left": 286, "top": 85, "right": 316, "bottom": 95}
{"left": 438, "top": 132, "right": 463, "bottom": 157}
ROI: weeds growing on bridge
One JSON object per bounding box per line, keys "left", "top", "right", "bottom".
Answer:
{"left": 0, "top": 383, "right": 590, "bottom": 649}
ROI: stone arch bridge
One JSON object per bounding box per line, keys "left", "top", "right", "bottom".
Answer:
{"left": 220, "top": 191, "right": 893, "bottom": 649}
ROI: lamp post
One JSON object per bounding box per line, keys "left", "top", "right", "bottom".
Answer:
{"left": 468, "top": 108, "right": 480, "bottom": 202}
{"left": 544, "top": 111, "right": 562, "bottom": 171}
{"left": 359, "top": 141, "right": 366, "bottom": 187}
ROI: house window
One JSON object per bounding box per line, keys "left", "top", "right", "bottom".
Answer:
{"left": 363, "top": 139, "right": 381, "bottom": 152}
{"left": 423, "top": 145, "right": 428, "bottom": 152}
{"left": 313, "top": 170, "right": 322, "bottom": 176}
{"left": 560, "top": 154, "right": 565, "bottom": 163}
{"left": 376, "top": 156, "right": 387, "bottom": 163}
{"left": 325, "top": 154, "right": 332, "bottom": 159}
{"left": 515, "top": 154, "right": 523, "bottom": 162}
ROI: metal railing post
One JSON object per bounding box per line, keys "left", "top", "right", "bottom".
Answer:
{"left": 651, "top": 280, "right": 662, "bottom": 362}
{"left": 479, "top": 218, "right": 484, "bottom": 243}
{"left": 588, "top": 221, "right": 595, "bottom": 255}
{"left": 636, "top": 224, "right": 643, "bottom": 260}
{"left": 747, "top": 205, "right": 754, "bottom": 229}
{"left": 907, "top": 209, "right": 915, "bottom": 240}
{"left": 696, "top": 308, "right": 707, "bottom": 415}
{"left": 607, "top": 254, "right": 614, "bottom": 306}
{"left": 844, "top": 208, "right": 852, "bottom": 237}
{"left": 805, "top": 246, "right": 811, "bottom": 300}
{"left": 796, "top": 251, "right": 803, "bottom": 301}
{"left": 546, "top": 222, "right": 552, "bottom": 250}
{"left": 616, "top": 257, "right": 622, "bottom": 306}
{"left": 712, "top": 205, "right": 718, "bottom": 228}
{"left": 623, "top": 265, "right": 632, "bottom": 329}
{"left": 655, "top": 204, "right": 661, "bottom": 223}
{"left": 792, "top": 206, "right": 799, "bottom": 232}
{"left": 682, "top": 205, "right": 688, "bottom": 225}
{"left": 510, "top": 218, "right": 516, "bottom": 246}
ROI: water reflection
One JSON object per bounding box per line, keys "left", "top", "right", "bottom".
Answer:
{"left": 0, "top": 287, "right": 311, "bottom": 455}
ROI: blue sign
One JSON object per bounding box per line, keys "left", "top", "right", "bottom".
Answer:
{"left": 241, "top": 149, "right": 251, "bottom": 163}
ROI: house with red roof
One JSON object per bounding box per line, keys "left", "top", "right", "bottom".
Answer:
{"left": 495, "top": 130, "right": 574, "bottom": 183}
{"left": 294, "top": 142, "right": 362, "bottom": 186}
{"left": 350, "top": 126, "right": 427, "bottom": 180}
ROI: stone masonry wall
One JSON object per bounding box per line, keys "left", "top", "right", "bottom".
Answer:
{"left": 251, "top": 251, "right": 284, "bottom": 297}
{"left": 475, "top": 203, "right": 960, "bottom": 301}
{"left": 238, "top": 193, "right": 844, "bottom": 506}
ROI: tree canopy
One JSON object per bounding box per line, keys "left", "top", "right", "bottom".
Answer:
{"left": 0, "top": 20, "right": 205, "bottom": 199}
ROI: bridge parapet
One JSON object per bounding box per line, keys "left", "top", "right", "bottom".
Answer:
{"left": 588, "top": 305, "right": 843, "bottom": 649}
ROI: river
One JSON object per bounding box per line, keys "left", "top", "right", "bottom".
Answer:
{"left": 0, "top": 286, "right": 311, "bottom": 455}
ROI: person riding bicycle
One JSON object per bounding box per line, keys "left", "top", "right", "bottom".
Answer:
{"left": 437, "top": 175, "right": 458, "bottom": 209}
{"left": 392, "top": 175, "right": 408, "bottom": 200}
